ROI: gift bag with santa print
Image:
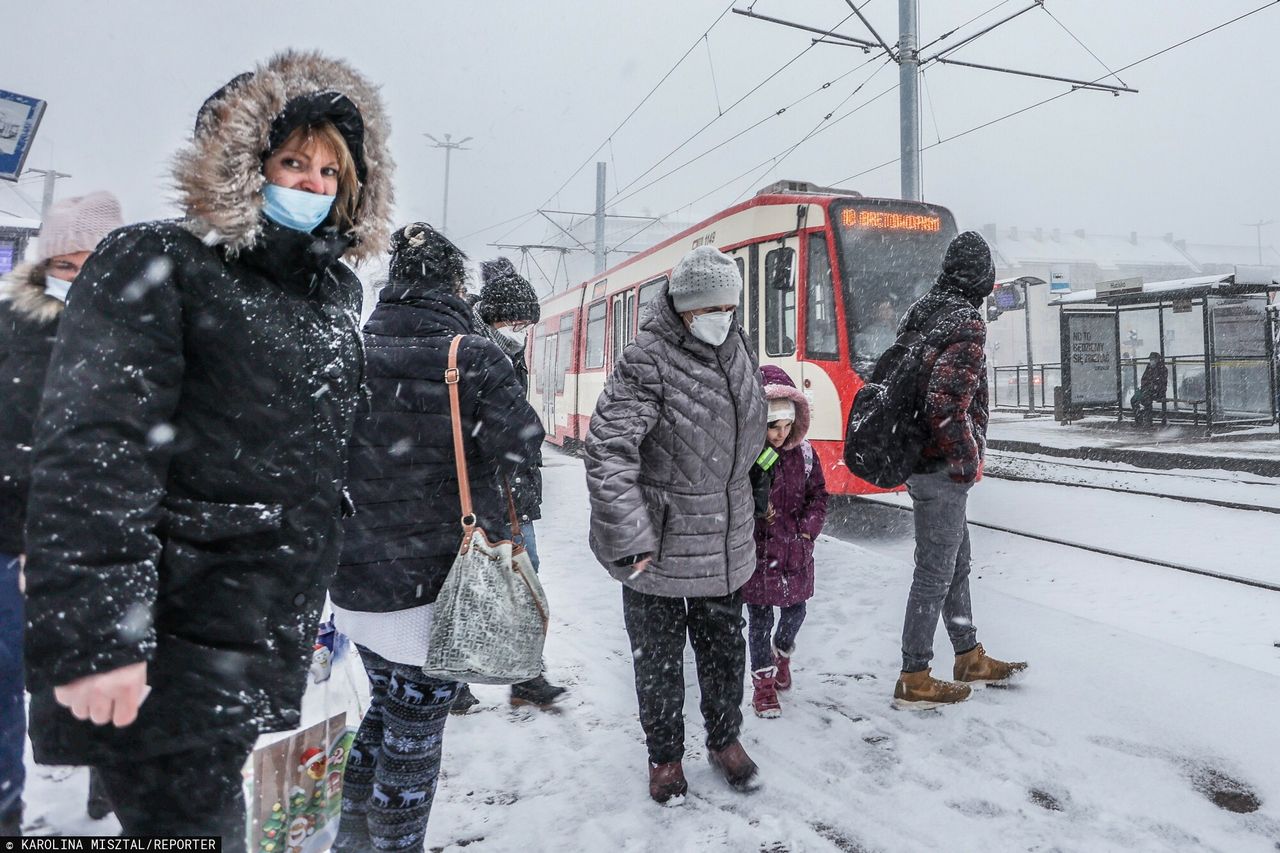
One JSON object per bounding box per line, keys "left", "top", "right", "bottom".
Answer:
{"left": 247, "top": 712, "right": 357, "bottom": 853}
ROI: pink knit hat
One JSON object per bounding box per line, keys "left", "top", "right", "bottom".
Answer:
{"left": 37, "top": 191, "right": 124, "bottom": 262}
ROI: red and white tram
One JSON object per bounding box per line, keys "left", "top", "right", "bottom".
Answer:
{"left": 528, "top": 180, "right": 958, "bottom": 495}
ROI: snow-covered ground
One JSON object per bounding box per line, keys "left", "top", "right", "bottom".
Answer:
{"left": 25, "top": 447, "right": 1280, "bottom": 851}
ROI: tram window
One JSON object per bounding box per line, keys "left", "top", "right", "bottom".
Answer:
{"left": 805, "top": 234, "right": 839, "bottom": 360}
{"left": 585, "top": 300, "right": 607, "bottom": 369}
{"left": 556, "top": 314, "right": 574, "bottom": 392}
{"left": 764, "top": 247, "right": 797, "bottom": 357}
{"left": 733, "top": 257, "right": 746, "bottom": 330}
{"left": 638, "top": 277, "right": 667, "bottom": 316}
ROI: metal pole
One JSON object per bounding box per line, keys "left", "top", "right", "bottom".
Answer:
{"left": 441, "top": 145, "right": 452, "bottom": 234}
{"left": 898, "top": 0, "right": 921, "bottom": 201}
{"left": 1023, "top": 280, "right": 1034, "bottom": 412}
{"left": 28, "top": 168, "right": 72, "bottom": 220}
{"left": 595, "top": 161, "right": 607, "bottom": 274}
{"left": 424, "top": 133, "right": 472, "bottom": 235}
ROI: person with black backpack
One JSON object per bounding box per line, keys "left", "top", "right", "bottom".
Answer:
{"left": 847, "top": 231, "right": 1026, "bottom": 709}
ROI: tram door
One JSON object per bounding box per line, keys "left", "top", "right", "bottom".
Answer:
{"left": 758, "top": 236, "right": 803, "bottom": 381}
{"left": 540, "top": 333, "right": 558, "bottom": 435}
{"left": 607, "top": 290, "right": 637, "bottom": 373}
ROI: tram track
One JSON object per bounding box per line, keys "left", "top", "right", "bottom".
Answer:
{"left": 849, "top": 495, "right": 1280, "bottom": 594}
{"left": 982, "top": 451, "right": 1280, "bottom": 515}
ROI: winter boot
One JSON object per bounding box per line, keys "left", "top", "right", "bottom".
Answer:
{"left": 893, "top": 668, "right": 972, "bottom": 710}
{"left": 751, "top": 668, "right": 781, "bottom": 718}
{"left": 708, "top": 740, "right": 761, "bottom": 792}
{"left": 773, "top": 645, "right": 793, "bottom": 691}
{"left": 510, "top": 675, "right": 567, "bottom": 709}
{"left": 86, "top": 768, "right": 113, "bottom": 820}
{"left": 450, "top": 683, "right": 480, "bottom": 715}
{"left": 648, "top": 761, "right": 688, "bottom": 805}
{"left": 953, "top": 643, "right": 1028, "bottom": 684}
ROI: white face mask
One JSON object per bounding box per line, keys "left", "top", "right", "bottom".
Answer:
{"left": 496, "top": 326, "right": 527, "bottom": 348}
{"left": 44, "top": 274, "right": 73, "bottom": 303}
{"left": 688, "top": 310, "right": 734, "bottom": 347}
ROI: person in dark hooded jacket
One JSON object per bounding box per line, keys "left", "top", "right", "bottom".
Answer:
{"left": 0, "top": 191, "right": 124, "bottom": 834}
{"left": 464, "top": 257, "right": 566, "bottom": 711}
{"left": 328, "top": 224, "right": 543, "bottom": 851}
{"left": 892, "top": 231, "right": 1026, "bottom": 710}
{"left": 20, "top": 51, "right": 393, "bottom": 845}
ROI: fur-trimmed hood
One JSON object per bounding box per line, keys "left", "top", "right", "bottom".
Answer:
{"left": 760, "top": 364, "right": 810, "bottom": 450}
{"left": 172, "top": 50, "right": 394, "bottom": 264}
{"left": 0, "top": 262, "right": 62, "bottom": 325}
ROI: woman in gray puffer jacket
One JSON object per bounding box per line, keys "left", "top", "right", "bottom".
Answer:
{"left": 585, "top": 245, "right": 767, "bottom": 805}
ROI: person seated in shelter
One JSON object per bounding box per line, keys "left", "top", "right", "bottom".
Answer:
{"left": 1132, "top": 351, "right": 1168, "bottom": 428}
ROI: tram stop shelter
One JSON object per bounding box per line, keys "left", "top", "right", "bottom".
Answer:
{"left": 1051, "top": 266, "right": 1279, "bottom": 432}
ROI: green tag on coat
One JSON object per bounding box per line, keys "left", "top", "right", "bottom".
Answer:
{"left": 756, "top": 446, "right": 780, "bottom": 471}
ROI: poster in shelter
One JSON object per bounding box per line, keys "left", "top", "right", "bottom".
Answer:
{"left": 1065, "top": 313, "right": 1119, "bottom": 406}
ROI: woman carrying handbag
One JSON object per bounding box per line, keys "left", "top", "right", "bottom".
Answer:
{"left": 329, "top": 223, "right": 544, "bottom": 852}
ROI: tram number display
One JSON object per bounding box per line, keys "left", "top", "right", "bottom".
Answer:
{"left": 839, "top": 207, "right": 942, "bottom": 233}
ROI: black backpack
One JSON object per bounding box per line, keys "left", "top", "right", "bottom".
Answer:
{"left": 842, "top": 304, "right": 956, "bottom": 488}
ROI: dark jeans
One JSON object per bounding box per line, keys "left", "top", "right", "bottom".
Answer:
{"left": 512, "top": 521, "right": 539, "bottom": 572}
{"left": 902, "top": 472, "right": 978, "bottom": 673}
{"left": 746, "top": 603, "right": 807, "bottom": 672}
{"left": 621, "top": 585, "right": 745, "bottom": 765}
{"left": 335, "top": 646, "right": 458, "bottom": 853}
{"left": 0, "top": 553, "right": 24, "bottom": 821}
{"left": 94, "top": 734, "right": 258, "bottom": 851}
{"left": 1132, "top": 393, "right": 1157, "bottom": 428}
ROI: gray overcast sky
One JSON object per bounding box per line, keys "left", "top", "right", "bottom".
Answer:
{"left": 6, "top": 0, "right": 1279, "bottom": 270}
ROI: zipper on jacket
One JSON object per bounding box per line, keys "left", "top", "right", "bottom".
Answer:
{"left": 656, "top": 503, "right": 671, "bottom": 562}
{"left": 718, "top": 347, "right": 739, "bottom": 597}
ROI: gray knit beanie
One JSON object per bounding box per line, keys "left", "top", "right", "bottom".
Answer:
{"left": 669, "top": 246, "right": 741, "bottom": 313}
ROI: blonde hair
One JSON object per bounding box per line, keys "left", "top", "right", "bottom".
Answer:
{"left": 277, "top": 122, "right": 361, "bottom": 233}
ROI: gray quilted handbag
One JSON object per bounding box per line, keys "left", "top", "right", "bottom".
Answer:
{"left": 422, "top": 336, "right": 550, "bottom": 685}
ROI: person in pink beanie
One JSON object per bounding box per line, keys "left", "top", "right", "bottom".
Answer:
{"left": 0, "top": 190, "right": 124, "bottom": 834}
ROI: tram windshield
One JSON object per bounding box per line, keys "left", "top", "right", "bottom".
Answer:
{"left": 832, "top": 200, "right": 958, "bottom": 370}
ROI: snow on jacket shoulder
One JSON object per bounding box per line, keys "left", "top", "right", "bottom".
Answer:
{"left": 902, "top": 288, "right": 989, "bottom": 483}
{"left": 584, "top": 285, "right": 766, "bottom": 598}
{"left": 332, "top": 287, "right": 544, "bottom": 613}
{"left": 0, "top": 262, "right": 64, "bottom": 554}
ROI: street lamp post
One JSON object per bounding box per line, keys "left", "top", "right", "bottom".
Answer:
{"left": 424, "top": 132, "right": 472, "bottom": 234}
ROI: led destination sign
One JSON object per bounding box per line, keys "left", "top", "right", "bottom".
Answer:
{"left": 840, "top": 208, "right": 942, "bottom": 233}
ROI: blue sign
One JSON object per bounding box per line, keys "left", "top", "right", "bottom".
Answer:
{"left": 0, "top": 89, "right": 47, "bottom": 182}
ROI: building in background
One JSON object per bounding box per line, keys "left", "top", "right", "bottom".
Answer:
{"left": 980, "top": 222, "right": 1280, "bottom": 373}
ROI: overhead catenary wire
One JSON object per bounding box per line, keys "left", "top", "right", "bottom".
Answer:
{"left": 830, "top": 0, "right": 1280, "bottom": 186}
{"left": 607, "top": 7, "right": 867, "bottom": 204}
{"left": 534, "top": 0, "right": 737, "bottom": 213}
{"left": 917, "top": 0, "right": 1014, "bottom": 54}
{"left": 1040, "top": 4, "right": 1127, "bottom": 87}
{"left": 607, "top": 40, "right": 888, "bottom": 211}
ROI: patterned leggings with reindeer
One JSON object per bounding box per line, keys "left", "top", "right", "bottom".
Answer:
{"left": 335, "top": 646, "right": 460, "bottom": 852}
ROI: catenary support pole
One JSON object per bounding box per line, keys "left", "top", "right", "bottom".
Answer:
{"left": 899, "top": 0, "right": 921, "bottom": 200}
{"left": 595, "top": 162, "right": 607, "bottom": 274}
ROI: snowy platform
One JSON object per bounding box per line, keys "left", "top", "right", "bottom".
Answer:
{"left": 986, "top": 412, "right": 1280, "bottom": 477}
{"left": 24, "top": 448, "right": 1280, "bottom": 851}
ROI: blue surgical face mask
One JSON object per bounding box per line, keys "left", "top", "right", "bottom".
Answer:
{"left": 261, "top": 183, "right": 336, "bottom": 233}
{"left": 44, "top": 274, "right": 72, "bottom": 303}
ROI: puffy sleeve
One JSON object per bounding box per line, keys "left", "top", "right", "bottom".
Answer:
{"left": 799, "top": 443, "right": 829, "bottom": 539}
{"left": 584, "top": 345, "right": 663, "bottom": 565}
{"left": 461, "top": 337, "right": 545, "bottom": 479}
{"left": 23, "top": 227, "right": 184, "bottom": 690}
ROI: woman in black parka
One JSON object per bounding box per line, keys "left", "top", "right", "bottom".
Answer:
{"left": 329, "top": 223, "right": 543, "bottom": 850}
{"left": 21, "top": 51, "right": 393, "bottom": 843}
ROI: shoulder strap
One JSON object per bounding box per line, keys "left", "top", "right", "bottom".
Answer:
{"left": 801, "top": 440, "right": 815, "bottom": 478}
{"left": 445, "top": 336, "right": 475, "bottom": 534}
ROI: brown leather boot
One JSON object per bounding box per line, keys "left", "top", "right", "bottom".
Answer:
{"left": 648, "top": 761, "right": 688, "bottom": 805}
{"left": 953, "top": 643, "right": 1028, "bottom": 684}
{"left": 893, "top": 668, "right": 972, "bottom": 710}
{"left": 708, "top": 740, "right": 761, "bottom": 792}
